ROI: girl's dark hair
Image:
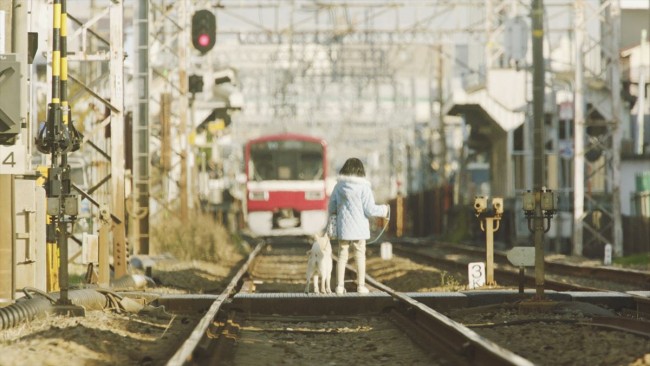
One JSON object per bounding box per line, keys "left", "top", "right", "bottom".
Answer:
{"left": 339, "top": 158, "right": 365, "bottom": 177}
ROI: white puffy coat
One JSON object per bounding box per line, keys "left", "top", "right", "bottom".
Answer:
{"left": 328, "top": 175, "right": 388, "bottom": 241}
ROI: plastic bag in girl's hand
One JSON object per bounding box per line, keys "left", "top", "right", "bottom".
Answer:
{"left": 327, "top": 214, "right": 337, "bottom": 240}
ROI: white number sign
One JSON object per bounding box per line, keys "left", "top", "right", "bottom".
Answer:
{"left": 380, "top": 242, "right": 393, "bottom": 260}
{"left": 603, "top": 243, "right": 612, "bottom": 266}
{"left": 0, "top": 144, "right": 26, "bottom": 175}
{"left": 468, "top": 262, "right": 486, "bottom": 289}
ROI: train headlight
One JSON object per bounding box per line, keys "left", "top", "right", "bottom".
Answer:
{"left": 249, "top": 191, "right": 269, "bottom": 201}
{"left": 305, "top": 191, "right": 324, "bottom": 200}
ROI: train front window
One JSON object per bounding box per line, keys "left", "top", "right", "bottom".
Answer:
{"left": 299, "top": 152, "right": 323, "bottom": 180}
{"left": 249, "top": 140, "right": 323, "bottom": 181}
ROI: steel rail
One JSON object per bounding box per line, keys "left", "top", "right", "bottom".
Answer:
{"left": 199, "top": 243, "right": 533, "bottom": 365}
{"left": 390, "top": 241, "right": 650, "bottom": 318}
{"left": 363, "top": 274, "right": 534, "bottom": 366}
{"left": 391, "top": 243, "right": 604, "bottom": 292}
{"left": 391, "top": 241, "right": 650, "bottom": 292}
{"left": 166, "top": 240, "right": 266, "bottom": 366}
{"left": 439, "top": 241, "right": 650, "bottom": 289}
{"left": 164, "top": 238, "right": 647, "bottom": 366}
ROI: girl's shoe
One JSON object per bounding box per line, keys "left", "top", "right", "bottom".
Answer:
{"left": 335, "top": 286, "right": 346, "bottom": 294}
{"left": 357, "top": 286, "right": 369, "bottom": 294}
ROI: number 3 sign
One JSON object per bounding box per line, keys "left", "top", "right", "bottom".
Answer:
{"left": 467, "top": 262, "right": 486, "bottom": 290}
{"left": 0, "top": 144, "right": 26, "bottom": 175}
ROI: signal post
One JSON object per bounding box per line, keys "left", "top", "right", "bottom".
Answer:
{"left": 473, "top": 196, "right": 504, "bottom": 287}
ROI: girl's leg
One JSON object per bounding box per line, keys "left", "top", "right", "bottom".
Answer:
{"left": 336, "top": 241, "right": 349, "bottom": 294}
{"left": 352, "top": 240, "right": 368, "bottom": 293}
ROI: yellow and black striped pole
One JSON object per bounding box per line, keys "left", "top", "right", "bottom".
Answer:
{"left": 60, "top": 0, "right": 80, "bottom": 152}
{"left": 46, "top": 0, "right": 79, "bottom": 310}
{"left": 52, "top": 0, "right": 61, "bottom": 109}
{"left": 46, "top": 0, "right": 63, "bottom": 292}
{"left": 60, "top": 0, "right": 68, "bottom": 129}
{"left": 58, "top": 0, "right": 71, "bottom": 302}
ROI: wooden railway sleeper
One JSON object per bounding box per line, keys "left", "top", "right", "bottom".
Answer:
{"left": 192, "top": 310, "right": 242, "bottom": 365}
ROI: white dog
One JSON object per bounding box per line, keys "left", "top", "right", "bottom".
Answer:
{"left": 304, "top": 233, "right": 333, "bottom": 294}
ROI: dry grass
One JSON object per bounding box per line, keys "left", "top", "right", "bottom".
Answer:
{"left": 150, "top": 211, "right": 244, "bottom": 262}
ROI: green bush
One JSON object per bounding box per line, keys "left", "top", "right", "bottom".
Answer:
{"left": 613, "top": 253, "right": 650, "bottom": 270}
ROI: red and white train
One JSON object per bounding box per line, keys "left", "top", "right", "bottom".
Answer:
{"left": 244, "top": 133, "right": 329, "bottom": 236}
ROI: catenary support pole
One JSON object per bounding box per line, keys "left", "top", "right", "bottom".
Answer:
{"left": 573, "top": 0, "right": 585, "bottom": 256}
{"left": 532, "top": 0, "right": 546, "bottom": 299}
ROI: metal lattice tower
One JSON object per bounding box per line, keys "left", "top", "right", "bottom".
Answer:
{"left": 573, "top": 0, "right": 623, "bottom": 256}
{"left": 132, "top": 0, "right": 150, "bottom": 254}
{"left": 148, "top": 0, "right": 212, "bottom": 228}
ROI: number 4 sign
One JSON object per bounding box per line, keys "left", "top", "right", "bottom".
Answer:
{"left": 0, "top": 144, "right": 26, "bottom": 175}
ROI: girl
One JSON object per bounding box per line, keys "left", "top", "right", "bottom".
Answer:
{"left": 328, "top": 158, "right": 389, "bottom": 294}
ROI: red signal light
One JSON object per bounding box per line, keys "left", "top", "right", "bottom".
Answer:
{"left": 191, "top": 10, "right": 216, "bottom": 54}
{"left": 198, "top": 34, "right": 211, "bottom": 47}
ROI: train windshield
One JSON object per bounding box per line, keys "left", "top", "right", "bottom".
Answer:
{"left": 249, "top": 140, "right": 323, "bottom": 181}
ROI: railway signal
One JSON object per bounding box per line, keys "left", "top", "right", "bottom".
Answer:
{"left": 473, "top": 195, "right": 504, "bottom": 287}
{"left": 522, "top": 188, "right": 558, "bottom": 299}
{"left": 189, "top": 74, "right": 204, "bottom": 94}
{"left": 191, "top": 10, "right": 216, "bottom": 54}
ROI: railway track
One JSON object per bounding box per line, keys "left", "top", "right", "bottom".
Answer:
{"left": 389, "top": 239, "right": 650, "bottom": 291}
{"left": 443, "top": 241, "right": 650, "bottom": 289}
{"left": 160, "top": 237, "right": 650, "bottom": 365}
{"left": 3, "top": 236, "right": 648, "bottom": 365}
{"left": 164, "top": 239, "right": 532, "bottom": 365}
{"left": 388, "top": 239, "right": 650, "bottom": 318}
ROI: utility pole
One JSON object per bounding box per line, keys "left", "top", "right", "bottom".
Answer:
{"left": 179, "top": 0, "right": 189, "bottom": 224}
{"left": 637, "top": 30, "right": 647, "bottom": 156}
{"left": 109, "top": 0, "right": 127, "bottom": 278}
{"left": 530, "top": 0, "right": 552, "bottom": 300}
{"left": 608, "top": 0, "right": 623, "bottom": 257}
{"left": 437, "top": 45, "right": 447, "bottom": 185}
{"left": 573, "top": 0, "right": 585, "bottom": 256}
{"left": 520, "top": 0, "right": 558, "bottom": 301}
